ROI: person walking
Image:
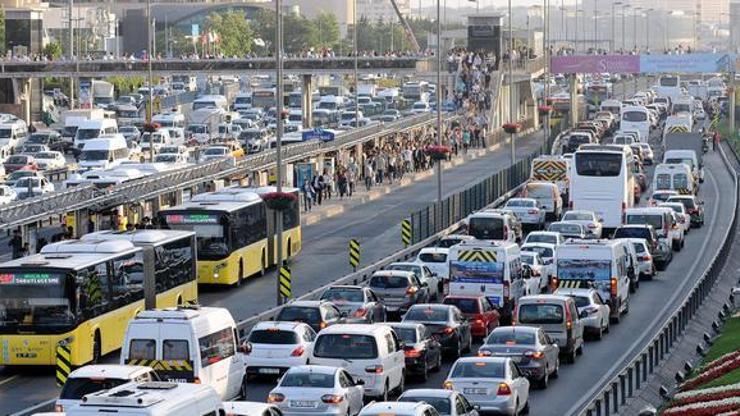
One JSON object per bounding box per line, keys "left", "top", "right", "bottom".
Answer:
{"left": 8, "top": 230, "right": 23, "bottom": 259}
{"left": 364, "top": 161, "right": 374, "bottom": 191}
{"left": 302, "top": 178, "right": 315, "bottom": 211}
{"left": 713, "top": 130, "right": 720, "bottom": 151}
{"left": 347, "top": 157, "right": 358, "bottom": 197}
{"left": 337, "top": 170, "right": 348, "bottom": 198}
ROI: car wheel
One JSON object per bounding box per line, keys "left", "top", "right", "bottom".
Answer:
{"left": 522, "top": 399, "right": 530, "bottom": 415}
{"left": 538, "top": 366, "right": 550, "bottom": 389}
{"left": 433, "top": 350, "right": 443, "bottom": 372}
{"left": 594, "top": 324, "right": 603, "bottom": 340}
{"left": 552, "top": 358, "right": 560, "bottom": 378}
{"left": 420, "top": 358, "right": 429, "bottom": 381}
{"left": 240, "top": 376, "right": 248, "bottom": 399}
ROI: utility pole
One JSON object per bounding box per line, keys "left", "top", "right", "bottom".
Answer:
{"left": 147, "top": 0, "right": 154, "bottom": 162}
{"left": 633, "top": 7, "right": 642, "bottom": 51}
{"left": 436, "top": 0, "right": 442, "bottom": 202}
{"left": 275, "top": 0, "right": 285, "bottom": 306}
{"left": 612, "top": 2, "right": 621, "bottom": 52}
{"left": 622, "top": 5, "right": 629, "bottom": 52}
{"left": 509, "top": 0, "right": 515, "bottom": 166}
{"left": 68, "top": 0, "right": 75, "bottom": 108}
{"left": 593, "top": 0, "right": 598, "bottom": 52}
{"left": 354, "top": 0, "right": 358, "bottom": 137}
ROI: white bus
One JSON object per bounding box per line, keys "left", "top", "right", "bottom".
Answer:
{"left": 655, "top": 75, "right": 681, "bottom": 102}
{"left": 570, "top": 147, "right": 635, "bottom": 230}
{"left": 620, "top": 106, "right": 650, "bottom": 143}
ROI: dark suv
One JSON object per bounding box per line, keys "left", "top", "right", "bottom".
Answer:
{"left": 613, "top": 224, "right": 672, "bottom": 270}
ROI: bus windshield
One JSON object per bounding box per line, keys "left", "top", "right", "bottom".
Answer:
{"left": 162, "top": 213, "right": 230, "bottom": 260}
{"left": 622, "top": 111, "right": 647, "bottom": 122}
{"left": 0, "top": 270, "right": 75, "bottom": 332}
{"left": 575, "top": 153, "right": 622, "bottom": 177}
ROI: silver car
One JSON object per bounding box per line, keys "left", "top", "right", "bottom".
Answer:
{"left": 386, "top": 262, "right": 441, "bottom": 300}
{"left": 268, "top": 365, "right": 365, "bottom": 416}
{"left": 444, "top": 357, "right": 530, "bottom": 416}
{"left": 555, "top": 288, "right": 611, "bottom": 340}
{"left": 399, "top": 389, "right": 480, "bottom": 416}
{"left": 477, "top": 326, "right": 560, "bottom": 389}
{"left": 623, "top": 237, "right": 656, "bottom": 280}
{"left": 503, "top": 198, "right": 546, "bottom": 229}
{"left": 319, "top": 285, "right": 387, "bottom": 323}
{"left": 561, "top": 210, "right": 603, "bottom": 239}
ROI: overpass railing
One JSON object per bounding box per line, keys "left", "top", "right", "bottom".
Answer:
{"left": 0, "top": 113, "right": 450, "bottom": 230}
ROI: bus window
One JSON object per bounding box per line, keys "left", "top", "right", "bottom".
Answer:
{"left": 0, "top": 271, "right": 74, "bottom": 329}
{"left": 655, "top": 174, "right": 671, "bottom": 190}
{"left": 575, "top": 153, "right": 622, "bottom": 177}
{"left": 129, "top": 339, "right": 156, "bottom": 360}
{"left": 622, "top": 111, "right": 647, "bottom": 122}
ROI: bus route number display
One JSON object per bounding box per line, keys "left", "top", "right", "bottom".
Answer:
{"left": 0, "top": 273, "right": 60, "bottom": 285}
{"left": 165, "top": 214, "right": 219, "bottom": 224}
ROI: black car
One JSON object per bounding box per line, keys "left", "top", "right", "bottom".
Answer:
{"left": 25, "top": 131, "right": 66, "bottom": 152}
{"left": 614, "top": 224, "right": 672, "bottom": 270}
{"left": 275, "top": 300, "right": 345, "bottom": 332}
{"left": 402, "top": 304, "right": 472, "bottom": 359}
{"left": 387, "top": 322, "right": 442, "bottom": 381}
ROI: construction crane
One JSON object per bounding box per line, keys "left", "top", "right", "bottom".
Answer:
{"left": 389, "top": 0, "right": 421, "bottom": 53}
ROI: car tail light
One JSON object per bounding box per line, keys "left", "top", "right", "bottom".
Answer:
{"left": 268, "top": 393, "right": 285, "bottom": 403}
{"left": 442, "top": 326, "right": 455, "bottom": 335}
{"left": 406, "top": 286, "right": 418, "bottom": 296}
{"left": 528, "top": 209, "right": 538, "bottom": 214}
{"left": 611, "top": 277, "right": 618, "bottom": 297}
{"left": 639, "top": 254, "right": 652, "bottom": 261}
{"left": 404, "top": 348, "right": 422, "bottom": 358}
{"left": 319, "top": 321, "right": 328, "bottom": 330}
{"left": 193, "top": 377, "right": 201, "bottom": 384}
{"left": 443, "top": 381, "right": 454, "bottom": 390}
{"left": 565, "top": 303, "right": 573, "bottom": 330}
{"left": 497, "top": 383, "right": 512, "bottom": 395}
{"left": 524, "top": 350, "right": 545, "bottom": 360}
{"left": 321, "top": 394, "right": 344, "bottom": 404}
{"left": 366, "top": 365, "right": 384, "bottom": 374}
{"left": 474, "top": 318, "right": 484, "bottom": 326}
{"left": 587, "top": 223, "right": 597, "bottom": 229}
{"left": 353, "top": 308, "right": 368, "bottom": 317}
{"left": 290, "top": 346, "right": 305, "bottom": 357}
{"left": 55, "top": 405, "right": 63, "bottom": 413}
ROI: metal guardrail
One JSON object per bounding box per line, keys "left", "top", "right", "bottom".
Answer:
{"left": 575, "top": 142, "right": 740, "bottom": 416}
{"left": 0, "top": 113, "right": 449, "bottom": 230}
{"left": 234, "top": 143, "right": 542, "bottom": 336}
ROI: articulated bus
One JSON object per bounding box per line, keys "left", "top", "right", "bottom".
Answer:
{"left": 570, "top": 147, "right": 636, "bottom": 231}
{"left": 0, "top": 233, "right": 197, "bottom": 366}
{"left": 157, "top": 187, "right": 301, "bottom": 286}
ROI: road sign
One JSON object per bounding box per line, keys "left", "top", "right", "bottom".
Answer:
{"left": 349, "top": 239, "right": 360, "bottom": 270}
{"left": 401, "top": 219, "right": 412, "bottom": 247}
{"left": 279, "top": 266, "right": 292, "bottom": 298}
{"left": 55, "top": 343, "right": 72, "bottom": 387}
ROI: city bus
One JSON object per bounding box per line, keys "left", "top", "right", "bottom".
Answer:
{"left": 0, "top": 235, "right": 197, "bottom": 366}
{"left": 252, "top": 88, "right": 276, "bottom": 109}
{"left": 656, "top": 75, "right": 681, "bottom": 102}
{"left": 570, "top": 146, "right": 636, "bottom": 231}
{"left": 157, "top": 187, "right": 301, "bottom": 286}
{"left": 620, "top": 106, "right": 651, "bottom": 144}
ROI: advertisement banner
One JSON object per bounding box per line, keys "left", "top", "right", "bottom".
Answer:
{"left": 639, "top": 53, "right": 735, "bottom": 74}
{"left": 550, "top": 55, "right": 640, "bottom": 74}
{"left": 78, "top": 78, "right": 92, "bottom": 109}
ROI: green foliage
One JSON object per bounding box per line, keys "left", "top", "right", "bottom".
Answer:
{"left": 205, "top": 11, "right": 253, "bottom": 57}
{"left": 106, "top": 76, "right": 146, "bottom": 94}
{"left": 313, "top": 11, "right": 340, "bottom": 49}
{"left": 0, "top": 7, "right": 5, "bottom": 55}
{"left": 43, "top": 42, "right": 62, "bottom": 60}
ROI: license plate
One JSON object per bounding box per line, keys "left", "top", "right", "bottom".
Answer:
{"left": 464, "top": 388, "right": 487, "bottom": 395}
{"left": 291, "top": 401, "right": 316, "bottom": 408}
{"left": 258, "top": 368, "right": 280, "bottom": 374}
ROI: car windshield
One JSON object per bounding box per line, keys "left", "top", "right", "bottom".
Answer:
{"left": 623, "top": 111, "right": 648, "bottom": 122}
{"left": 280, "top": 371, "right": 335, "bottom": 388}
{"left": 5, "top": 156, "right": 28, "bottom": 164}
{"left": 653, "top": 192, "right": 675, "bottom": 202}
{"left": 418, "top": 252, "right": 447, "bottom": 263}
{"left": 60, "top": 377, "right": 130, "bottom": 400}
{"left": 276, "top": 307, "right": 320, "bottom": 324}
{"left": 35, "top": 152, "right": 57, "bottom": 160}
{"left": 370, "top": 274, "right": 408, "bottom": 289}
{"left": 627, "top": 214, "right": 663, "bottom": 230}
{"left": 506, "top": 199, "right": 534, "bottom": 208}
{"left": 451, "top": 361, "right": 505, "bottom": 378}
{"left": 399, "top": 397, "right": 451, "bottom": 414}
{"left": 80, "top": 150, "right": 110, "bottom": 161}
{"left": 386, "top": 264, "right": 421, "bottom": 277}
{"left": 563, "top": 212, "right": 593, "bottom": 221}
{"left": 15, "top": 178, "right": 41, "bottom": 188}
{"left": 0, "top": 129, "right": 11, "bottom": 138}
{"left": 313, "top": 334, "right": 378, "bottom": 359}
{"left": 248, "top": 329, "right": 300, "bottom": 345}
{"left": 526, "top": 234, "right": 556, "bottom": 244}
{"left": 154, "top": 155, "right": 178, "bottom": 163}
{"left": 468, "top": 217, "right": 504, "bottom": 240}
{"left": 28, "top": 134, "right": 49, "bottom": 143}
{"left": 668, "top": 197, "right": 695, "bottom": 209}
{"left": 486, "top": 330, "right": 536, "bottom": 345}
{"left": 521, "top": 254, "right": 536, "bottom": 265}
{"left": 518, "top": 303, "right": 564, "bottom": 324}
{"left": 549, "top": 223, "right": 582, "bottom": 235}
{"left": 75, "top": 128, "right": 101, "bottom": 141}
{"left": 572, "top": 296, "right": 591, "bottom": 308}
{"left": 437, "top": 238, "right": 464, "bottom": 248}
{"left": 404, "top": 307, "right": 448, "bottom": 322}
{"left": 320, "top": 288, "right": 364, "bottom": 303}
{"left": 203, "top": 148, "right": 227, "bottom": 155}
{"left": 392, "top": 327, "right": 418, "bottom": 343}
{"left": 443, "top": 297, "right": 479, "bottom": 314}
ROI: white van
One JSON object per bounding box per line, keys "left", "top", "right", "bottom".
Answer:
{"left": 121, "top": 306, "right": 247, "bottom": 400}
{"left": 600, "top": 99, "right": 622, "bottom": 117}
{"left": 0, "top": 121, "right": 28, "bottom": 158}
{"left": 192, "top": 95, "right": 228, "bottom": 111}
{"left": 664, "top": 149, "right": 703, "bottom": 184}
{"left": 465, "top": 211, "right": 518, "bottom": 243}
{"left": 624, "top": 207, "right": 676, "bottom": 247}
{"left": 448, "top": 240, "right": 524, "bottom": 322}
{"left": 78, "top": 134, "right": 130, "bottom": 170}
{"left": 309, "top": 324, "right": 405, "bottom": 400}
{"left": 56, "top": 365, "right": 160, "bottom": 412}
{"left": 554, "top": 239, "right": 632, "bottom": 323}
{"left": 653, "top": 163, "right": 695, "bottom": 195}
{"left": 65, "top": 381, "right": 222, "bottom": 416}
{"left": 74, "top": 118, "right": 118, "bottom": 154}
{"left": 152, "top": 112, "right": 186, "bottom": 129}
{"left": 140, "top": 130, "right": 172, "bottom": 154}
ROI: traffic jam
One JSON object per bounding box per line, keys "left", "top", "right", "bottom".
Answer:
{"left": 11, "top": 72, "right": 723, "bottom": 416}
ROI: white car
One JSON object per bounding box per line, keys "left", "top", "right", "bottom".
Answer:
{"left": 660, "top": 202, "right": 691, "bottom": 234}
{"left": 648, "top": 190, "right": 679, "bottom": 206}
{"left": 520, "top": 251, "right": 548, "bottom": 294}
{"left": 555, "top": 288, "right": 611, "bottom": 340}
{"left": 668, "top": 211, "right": 686, "bottom": 251}
{"left": 522, "top": 231, "right": 565, "bottom": 247}
{"left": 13, "top": 176, "right": 54, "bottom": 198}
{"left": 415, "top": 247, "right": 450, "bottom": 281}
{"left": 561, "top": 210, "right": 603, "bottom": 239}
{"left": 636, "top": 143, "right": 654, "bottom": 165}
{"left": 267, "top": 365, "right": 365, "bottom": 416}
{"left": 153, "top": 152, "right": 189, "bottom": 165}
{"left": 55, "top": 364, "right": 160, "bottom": 412}
{"left": 0, "top": 184, "right": 16, "bottom": 204}
{"left": 410, "top": 101, "right": 431, "bottom": 114}
{"left": 34, "top": 151, "right": 66, "bottom": 170}
{"left": 244, "top": 321, "right": 315, "bottom": 379}
{"left": 622, "top": 238, "right": 656, "bottom": 280}
{"left": 444, "top": 356, "right": 530, "bottom": 416}
{"left": 222, "top": 402, "right": 284, "bottom": 416}
{"left": 199, "top": 146, "right": 231, "bottom": 162}
{"left": 399, "top": 389, "right": 481, "bottom": 416}
{"left": 503, "top": 198, "right": 546, "bottom": 229}
{"left": 359, "top": 401, "right": 441, "bottom": 416}
{"left": 386, "top": 262, "right": 441, "bottom": 300}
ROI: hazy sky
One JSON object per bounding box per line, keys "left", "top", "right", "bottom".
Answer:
{"left": 418, "top": 0, "right": 578, "bottom": 7}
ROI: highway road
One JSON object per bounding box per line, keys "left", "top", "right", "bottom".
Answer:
{"left": 0, "top": 128, "right": 544, "bottom": 415}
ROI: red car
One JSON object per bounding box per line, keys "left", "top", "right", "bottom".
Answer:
{"left": 442, "top": 295, "right": 500, "bottom": 340}
{"left": 3, "top": 154, "right": 38, "bottom": 173}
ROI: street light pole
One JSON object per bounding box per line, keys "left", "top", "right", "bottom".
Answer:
{"left": 68, "top": 0, "right": 74, "bottom": 108}
{"left": 645, "top": 9, "right": 653, "bottom": 52}
{"left": 622, "top": 5, "right": 629, "bottom": 52}
{"left": 593, "top": 0, "right": 598, "bottom": 52}
{"left": 544, "top": 0, "right": 550, "bottom": 151}
{"left": 509, "top": 0, "right": 515, "bottom": 166}
{"left": 574, "top": 1, "right": 579, "bottom": 53}
{"left": 275, "top": 0, "right": 285, "bottom": 305}
{"left": 612, "top": 2, "right": 621, "bottom": 52}
{"left": 436, "top": 0, "right": 442, "bottom": 202}
{"left": 147, "top": 0, "right": 154, "bottom": 162}
{"left": 354, "top": 0, "right": 358, "bottom": 139}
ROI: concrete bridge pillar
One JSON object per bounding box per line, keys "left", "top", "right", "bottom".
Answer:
{"left": 302, "top": 74, "right": 314, "bottom": 129}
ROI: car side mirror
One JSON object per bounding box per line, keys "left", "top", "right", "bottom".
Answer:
{"left": 355, "top": 379, "right": 365, "bottom": 386}
{"left": 238, "top": 341, "right": 252, "bottom": 354}
{"left": 579, "top": 310, "right": 589, "bottom": 319}
{"left": 473, "top": 404, "right": 481, "bottom": 411}
{"left": 340, "top": 311, "right": 348, "bottom": 318}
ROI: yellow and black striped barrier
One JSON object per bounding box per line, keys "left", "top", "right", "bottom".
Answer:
{"left": 279, "top": 266, "right": 292, "bottom": 299}
{"left": 55, "top": 343, "right": 72, "bottom": 387}
{"left": 349, "top": 239, "right": 361, "bottom": 270}
{"left": 458, "top": 250, "right": 497, "bottom": 262}
{"left": 401, "top": 219, "right": 412, "bottom": 247}
{"left": 558, "top": 280, "right": 588, "bottom": 289}
{"left": 126, "top": 359, "right": 193, "bottom": 372}
{"left": 666, "top": 125, "right": 690, "bottom": 134}
{"left": 711, "top": 115, "right": 720, "bottom": 129}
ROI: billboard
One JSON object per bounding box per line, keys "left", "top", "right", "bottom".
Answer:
{"left": 551, "top": 53, "right": 736, "bottom": 74}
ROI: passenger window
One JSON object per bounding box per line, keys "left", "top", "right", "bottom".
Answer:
{"left": 303, "top": 328, "right": 316, "bottom": 342}
{"left": 129, "top": 339, "right": 156, "bottom": 360}
{"left": 339, "top": 371, "right": 352, "bottom": 388}
{"left": 79, "top": 263, "right": 111, "bottom": 316}
{"left": 198, "top": 327, "right": 235, "bottom": 367}
{"left": 510, "top": 362, "right": 521, "bottom": 378}
{"left": 323, "top": 306, "right": 339, "bottom": 321}
{"left": 460, "top": 394, "right": 474, "bottom": 411}
{"left": 384, "top": 333, "right": 395, "bottom": 354}
{"left": 110, "top": 253, "right": 144, "bottom": 307}
{"left": 594, "top": 293, "right": 605, "bottom": 305}
{"left": 163, "top": 340, "right": 190, "bottom": 361}
{"left": 455, "top": 397, "right": 466, "bottom": 414}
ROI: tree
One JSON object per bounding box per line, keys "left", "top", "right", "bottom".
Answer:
{"left": 0, "top": 7, "right": 5, "bottom": 56}
{"left": 313, "top": 11, "right": 340, "bottom": 49}
{"left": 43, "top": 42, "right": 62, "bottom": 60}
{"left": 205, "top": 11, "right": 253, "bottom": 57}
{"left": 282, "top": 13, "right": 317, "bottom": 53}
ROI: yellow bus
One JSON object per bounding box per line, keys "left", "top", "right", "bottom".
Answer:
{"left": 0, "top": 231, "right": 198, "bottom": 366}
{"left": 157, "top": 187, "right": 301, "bottom": 286}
